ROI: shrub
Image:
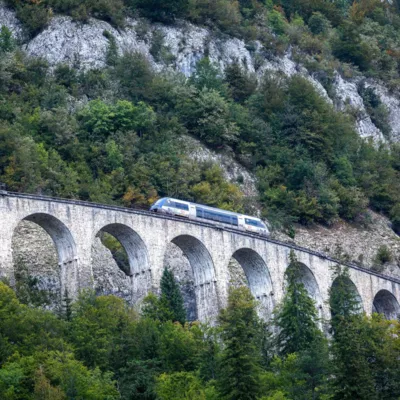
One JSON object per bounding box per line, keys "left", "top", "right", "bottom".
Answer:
{"left": 0, "top": 26, "right": 15, "bottom": 53}
{"left": 127, "top": 0, "right": 189, "bottom": 22}
{"left": 375, "top": 245, "right": 393, "bottom": 265}
{"left": 308, "top": 12, "right": 331, "bottom": 35}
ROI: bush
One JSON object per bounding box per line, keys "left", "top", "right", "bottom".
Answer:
{"left": 127, "top": 0, "right": 189, "bottom": 22}
{"left": 0, "top": 26, "right": 15, "bottom": 53}
{"left": 375, "top": 245, "right": 393, "bottom": 265}
{"left": 308, "top": 12, "right": 331, "bottom": 35}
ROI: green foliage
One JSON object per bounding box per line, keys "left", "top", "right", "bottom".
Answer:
{"left": 374, "top": 244, "right": 392, "bottom": 265}
{"left": 308, "top": 12, "right": 330, "bottom": 35}
{"left": 1, "top": 34, "right": 400, "bottom": 229}
{"left": 160, "top": 268, "right": 187, "bottom": 325}
{"left": 218, "top": 287, "right": 263, "bottom": 400}
{"left": 128, "top": 0, "right": 189, "bottom": 22}
{"left": 0, "top": 26, "right": 15, "bottom": 53}
{"left": 359, "top": 85, "right": 391, "bottom": 139}
{"left": 224, "top": 62, "right": 257, "bottom": 103}
{"left": 177, "top": 86, "right": 239, "bottom": 148}
{"left": 189, "top": 58, "right": 227, "bottom": 95}
{"left": 142, "top": 269, "right": 187, "bottom": 325}
{"left": 1, "top": 268, "right": 400, "bottom": 400}
{"left": 328, "top": 266, "right": 376, "bottom": 400}
{"left": 275, "top": 251, "right": 322, "bottom": 357}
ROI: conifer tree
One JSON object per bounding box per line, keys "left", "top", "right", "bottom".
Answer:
{"left": 225, "top": 62, "right": 257, "bottom": 103}
{"left": 62, "top": 288, "right": 73, "bottom": 322}
{"left": 329, "top": 266, "right": 376, "bottom": 400}
{"left": 160, "top": 268, "right": 186, "bottom": 325}
{"left": 218, "top": 286, "right": 262, "bottom": 400}
{"left": 275, "top": 251, "right": 321, "bottom": 357}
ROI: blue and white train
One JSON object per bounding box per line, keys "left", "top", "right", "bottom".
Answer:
{"left": 150, "top": 197, "right": 269, "bottom": 236}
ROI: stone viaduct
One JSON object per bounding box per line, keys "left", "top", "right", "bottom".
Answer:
{"left": 0, "top": 192, "right": 399, "bottom": 322}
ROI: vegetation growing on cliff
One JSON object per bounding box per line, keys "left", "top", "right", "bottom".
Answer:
{"left": 1, "top": 33, "right": 400, "bottom": 230}
{"left": 0, "top": 261, "right": 399, "bottom": 400}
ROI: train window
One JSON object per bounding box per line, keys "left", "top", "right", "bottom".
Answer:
{"left": 196, "top": 207, "right": 238, "bottom": 226}
{"left": 245, "top": 218, "right": 264, "bottom": 227}
{"left": 174, "top": 202, "right": 189, "bottom": 211}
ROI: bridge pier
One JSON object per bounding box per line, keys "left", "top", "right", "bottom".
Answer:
{"left": 0, "top": 245, "right": 14, "bottom": 284}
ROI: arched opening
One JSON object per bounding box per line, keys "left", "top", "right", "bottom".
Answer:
{"left": 285, "top": 261, "right": 324, "bottom": 319}
{"left": 373, "top": 289, "right": 400, "bottom": 320}
{"left": 228, "top": 248, "right": 274, "bottom": 321}
{"left": 163, "top": 235, "right": 218, "bottom": 322}
{"left": 11, "top": 213, "right": 77, "bottom": 309}
{"left": 92, "top": 223, "right": 150, "bottom": 305}
{"left": 330, "top": 275, "right": 364, "bottom": 317}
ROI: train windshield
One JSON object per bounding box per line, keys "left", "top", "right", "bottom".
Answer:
{"left": 152, "top": 198, "right": 166, "bottom": 207}
{"left": 245, "top": 218, "right": 266, "bottom": 228}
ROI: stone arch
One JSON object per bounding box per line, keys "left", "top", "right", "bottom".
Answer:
{"left": 167, "top": 235, "right": 218, "bottom": 322}
{"left": 93, "top": 223, "right": 150, "bottom": 304}
{"left": 373, "top": 289, "right": 400, "bottom": 320}
{"left": 285, "top": 261, "right": 324, "bottom": 317}
{"left": 12, "top": 213, "right": 78, "bottom": 303}
{"left": 230, "top": 248, "right": 274, "bottom": 320}
{"left": 23, "top": 213, "right": 77, "bottom": 265}
{"left": 330, "top": 275, "right": 364, "bottom": 316}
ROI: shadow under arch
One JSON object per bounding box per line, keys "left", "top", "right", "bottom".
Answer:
{"left": 330, "top": 275, "right": 364, "bottom": 316}
{"left": 167, "top": 234, "right": 219, "bottom": 322}
{"left": 93, "top": 223, "right": 151, "bottom": 304}
{"left": 373, "top": 289, "right": 400, "bottom": 320}
{"left": 285, "top": 261, "right": 324, "bottom": 318}
{"left": 231, "top": 248, "right": 274, "bottom": 320}
{"left": 13, "top": 213, "right": 78, "bottom": 301}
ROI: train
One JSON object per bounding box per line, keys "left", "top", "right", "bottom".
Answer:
{"left": 150, "top": 197, "right": 270, "bottom": 236}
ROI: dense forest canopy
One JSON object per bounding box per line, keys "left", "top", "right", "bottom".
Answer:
{"left": 0, "top": 262, "right": 400, "bottom": 399}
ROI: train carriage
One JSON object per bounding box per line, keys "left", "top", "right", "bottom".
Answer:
{"left": 150, "top": 197, "right": 269, "bottom": 236}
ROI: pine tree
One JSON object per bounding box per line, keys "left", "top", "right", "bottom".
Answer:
{"left": 329, "top": 266, "right": 377, "bottom": 400}
{"left": 218, "top": 286, "right": 262, "bottom": 400}
{"left": 275, "top": 251, "right": 321, "bottom": 357}
{"left": 160, "top": 268, "right": 186, "bottom": 325}
{"left": 329, "top": 265, "right": 362, "bottom": 326}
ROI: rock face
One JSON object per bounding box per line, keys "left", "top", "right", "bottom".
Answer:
{"left": 185, "top": 136, "right": 258, "bottom": 199}
{"left": 273, "top": 210, "right": 400, "bottom": 279}
{"left": 0, "top": 4, "right": 23, "bottom": 40}
{"left": 333, "top": 74, "right": 385, "bottom": 141}
{"left": 1, "top": 2, "right": 399, "bottom": 142}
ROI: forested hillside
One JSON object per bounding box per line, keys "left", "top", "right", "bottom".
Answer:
{"left": 1, "top": 1, "right": 400, "bottom": 397}
{"left": 2, "top": 0, "right": 400, "bottom": 234}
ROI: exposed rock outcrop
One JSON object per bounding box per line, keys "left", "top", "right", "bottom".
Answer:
{"left": 273, "top": 210, "right": 400, "bottom": 278}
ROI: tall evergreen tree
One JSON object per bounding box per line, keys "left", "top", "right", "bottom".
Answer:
{"left": 329, "top": 266, "right": 376, "bottom": 400}
{"left": 160, "top": 268, "right": 186, "bottom": 325}
{"left": 218, "top": 286, "right": 262, "bottom": 400}
{"left": 275, "top": 251, "right": 321, "bottom": 357}
{"left": 225, "top": 62, "right": 257, "bottom": 103}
